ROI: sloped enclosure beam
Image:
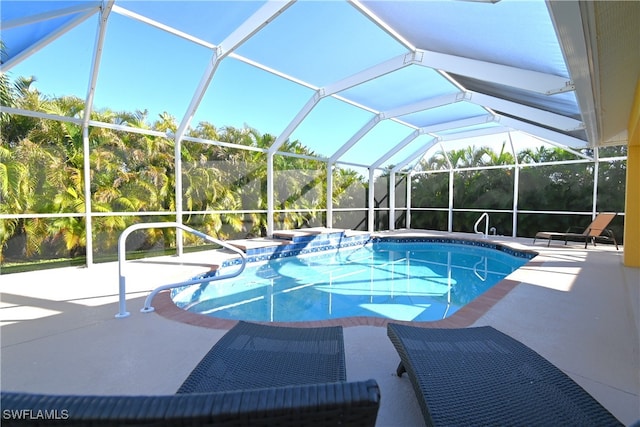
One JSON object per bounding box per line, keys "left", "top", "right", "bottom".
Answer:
{"left": 80, "top": 1, "right": 115, "bottom": 266}
{"left": 169, "top": 0, "right": 295, "bottom": 244}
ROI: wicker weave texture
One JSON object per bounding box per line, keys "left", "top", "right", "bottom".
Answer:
{"left": 1, "top": 380, "right": 380, "bottom": 426}
{"left": 387, "top": 323, "right": 623, "bottom": 427}
{"left": 1, "top": 322, "right": 379, "bottom": 426}
{"left": 177, "top": 321, "right": 346, "bottom": 393}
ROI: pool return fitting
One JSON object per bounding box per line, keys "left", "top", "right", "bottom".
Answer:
{"left": 116, "top": 222, "right": 247, "bottom": 318}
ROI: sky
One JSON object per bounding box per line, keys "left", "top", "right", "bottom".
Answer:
{"left": 3, "top": 0, "right": 561, "bottom": 170}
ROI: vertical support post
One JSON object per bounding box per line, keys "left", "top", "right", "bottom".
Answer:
{"left": 592, "top": 147, "right": 599, "bottom": 219}
{"left": 267, "top": 152, "right": 274, "bottom": 236}
{"left": 368, "top": 168, "right": 375, "bottom": 232}
{"left": 326, "top": 161, "right": 333, "bottom": 228}
{"left": 389, "top": 171, "right": 396, "bottom": 230}
{"left": 81, "top": 1, "right": 114, "bottom": 267}
{"left": 508, "top": 132, "right": 519, "bottom": 238}
{"left": 174, "top": 136, "right": 184, "bottom": 255}
{"left": 448, "top": 170, "right": 454, "bottom": 232}
{"left": 82, "top": 127, "right": 93, "bottom": 266}
{"left": 406, "top": 172, "right": 412, "bottom": 229}
{"left": 512, "top": 165, "right": 520, "bottom": 238}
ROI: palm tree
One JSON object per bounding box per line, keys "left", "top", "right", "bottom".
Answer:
{"left": 0, "top": 144, "right": 28, "bottom": 260}
{"left": 484, "top": 141, "right": 514, "bottom": 165}
{"left": 448, "top": 146, "right": 486, "bottom": 168}
{"left": 419, "top": 149, "right": 450, "bottom": 171}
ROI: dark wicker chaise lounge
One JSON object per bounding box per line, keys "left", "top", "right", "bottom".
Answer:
{"left": 387, "top": 323, "right": 622, "bottom": 427}
{"left": 1, "top": 322, "right": 380, "bottom": 426}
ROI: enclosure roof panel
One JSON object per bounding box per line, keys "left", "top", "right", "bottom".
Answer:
{"left": 2, "top": 0, "right": 638, "bottom": 169}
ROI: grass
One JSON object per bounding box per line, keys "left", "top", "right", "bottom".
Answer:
{"left": 0, "top": 244, "right": 223, "bottom": 274}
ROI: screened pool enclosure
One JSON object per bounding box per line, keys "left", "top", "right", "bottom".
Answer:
{"left": 1, "top": 1, "right": 638, "bottom": 269}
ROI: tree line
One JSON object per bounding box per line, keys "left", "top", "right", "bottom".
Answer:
{"left": 404, "top": 142, "right": 626, "bottom": 239}
{"left": 1, "top": 73, "right": 627, "bottom": 266}
{"left": 0, "top": 74, "right": 364, "bottom": 264}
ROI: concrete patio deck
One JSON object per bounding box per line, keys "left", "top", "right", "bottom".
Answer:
{"left": 1, "top": 231, "right": 638, "bottom": 426}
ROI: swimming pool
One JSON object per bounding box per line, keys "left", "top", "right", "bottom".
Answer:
{"left": 172, "top": 239, "right": 535, "bottom": 323}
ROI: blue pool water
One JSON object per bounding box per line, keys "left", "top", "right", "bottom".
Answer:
{"left": 172, "top": 241, "right": 532, "bottom": 323}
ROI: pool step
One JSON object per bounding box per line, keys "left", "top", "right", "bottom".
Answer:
{"left": 220, "top": 228, "right": 372, "bottom": 263}
{"left": 272, "top": 227, "right": 370, "bottom": 243}
{"left": 272, "top": 227, "right": 342, "bottom": 242}
{"left": 226, "top": 237, "right": 292, "bottom": 252}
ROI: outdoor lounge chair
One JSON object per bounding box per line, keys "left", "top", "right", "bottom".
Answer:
{"left": 387, "top": 323, "right": 622, "bottom": 427}
{"left": 533, "top": 212, "right": 618, "bottom": 249}
{"left": 1, "top": 322, "right": 380, "bottom": 426}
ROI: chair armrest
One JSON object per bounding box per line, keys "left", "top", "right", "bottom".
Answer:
{"left": 1, "top": 381, "right": 380, "bottom": 427}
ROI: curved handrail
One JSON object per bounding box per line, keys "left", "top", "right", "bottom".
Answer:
{"left": 473, "top": 257, "right": 488, "bottom": 281}
{"left": 474, "top": 212, "right": 489, "bottom": 238}
{"left": 116, "top": 222, "right": 246, "bottom": 318}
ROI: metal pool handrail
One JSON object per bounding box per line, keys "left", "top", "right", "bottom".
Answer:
{"left": 474, "top": 212, "right": 489, "bottom": 238}
{"left": 116, "top": 222, "right": 247, "bottom": 318}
